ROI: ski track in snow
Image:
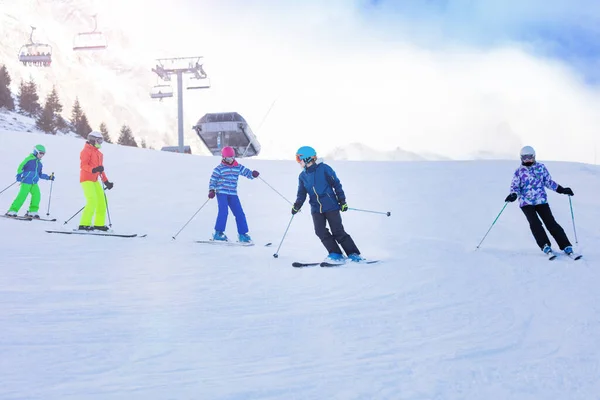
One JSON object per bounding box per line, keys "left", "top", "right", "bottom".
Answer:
{"left": 1, "top": 130, "right": 600, "bottom": 399}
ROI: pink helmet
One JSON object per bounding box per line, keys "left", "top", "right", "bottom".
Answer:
{"left": 221, "top": 146, "right": 235, "bottom": 158}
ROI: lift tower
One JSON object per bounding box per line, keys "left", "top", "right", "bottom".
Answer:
{"left": 151, "top": 57, "right": 209, "bottom": 153}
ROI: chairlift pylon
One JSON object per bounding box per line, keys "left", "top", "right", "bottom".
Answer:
{"left": 150, "top": 84, "right": 174, "bottom": 101}
{"left": 18, "top": 26, "right": 52, "bottom": 66}
{"left": 73, "top": 15, "right": 107, "bottom": 51}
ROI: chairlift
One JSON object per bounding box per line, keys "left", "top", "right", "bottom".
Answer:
{"left": 187, "top": 76, "right": 211, "bottom": 90}
{"left": 18, "top": 26, "right": 52, "bottom": 66}
{"left": 150, "top": 84, "right": 174, "bottom": 100}
{"left": 73, "top": 15, "right": 107, "bottom": 51}
{"left": 193, "top": 112, "right": 261, "bottom": 157}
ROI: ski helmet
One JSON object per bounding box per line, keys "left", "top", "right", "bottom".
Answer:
{"left": 32, "top": 144, "right": 46, "bottom": 157}
{"left": 221, "top": 146, "right": 235, "bottom": 158}
{"left": 520, "top": 146, "right": 536, "bottom": 165}
{"left": 88, "top": 131, "right": 104, "bottom": 148}
{"left": 295, "top": 146, "right": 317, "bottom": 164}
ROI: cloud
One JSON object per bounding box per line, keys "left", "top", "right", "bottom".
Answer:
{"left": 89, "top": 0, "right": 600, "bottom": 162}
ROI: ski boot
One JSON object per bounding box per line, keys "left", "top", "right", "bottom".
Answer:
{"left": 347, "top": 253, "right": 365, "bottom": 263}
{"left": 25, "top": 211, "right": 40, "bottom": 219}
{"left": 563, "top": 246, "right": 574, "bottom": 255}
{"left": 4, "top": 211, "right": 17, "bottom": 218}
{"left": 238, "top": 233, "right": 252, "bottom": 243}
{"left": 542, "top": 244, "right": 556, "bottom": 260}
{"left": 212, "top": 231, "right": 228, "bottom": 241}
{"left": 324, "top": 253, "right": 346, "bottom": 264}
{"left": 77, "top": 225, "right": 94, "bottom": 232}
{"left": 94, "top": 226, "right": 111, "bottom": 232}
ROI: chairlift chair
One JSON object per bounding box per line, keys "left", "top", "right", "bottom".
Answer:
{"left": 18, "top": 27, "right": 52, "bottom": 66}
{"left": 150, "top": 84, "right": 174, "bottom": 100}
{"left": 73, "top": 15, "right": 107, "bottom": 51}
{"left": 187, "top": 76, "right": 211, "bottom": 90}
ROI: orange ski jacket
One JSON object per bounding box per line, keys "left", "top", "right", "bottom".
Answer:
{"left": 80, "top": 143, "right": 108, "bottom": 183}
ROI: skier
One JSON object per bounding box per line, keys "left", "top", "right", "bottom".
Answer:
{"left": 292, "top": 146, "right": 363, "bottom": 263}
{"left": 208, "top": 146, "right": 259, "bottom": 242}
{"left": 5, "top": 145, "right": 54, "bottom": 218}
{"left": 505, "top": 145, "right": 576, "bottom": 257}
{"left": 79, "top": 131, "right": 114, "bottom": 231}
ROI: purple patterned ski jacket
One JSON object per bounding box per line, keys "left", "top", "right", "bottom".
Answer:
{"left": 509, "top": 162, "right": 559, "bottom": 207}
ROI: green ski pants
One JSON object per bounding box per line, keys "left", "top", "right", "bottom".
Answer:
{"left": 9, "top": 183, "right": 41, "bottom": 213}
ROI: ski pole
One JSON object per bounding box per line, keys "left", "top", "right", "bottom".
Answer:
{"left": 103, "top": 190, "right": 112, "bottom": 228}
{"left": 273, "top": 214, "right": 295, "bottom": 258}
{"left": 172, "top": 198, "right": 210, "bottom": 240}
{"left": 64, "top": 206, "right": 85, "bottom": 225}
{"left": 259, "top": 176, "right": 293, "bottom": 205}
{"left": 568, "top": 196, "right": 579, "bottom": 244}
{"left": 46, "top": 173, "right": 54, "bottom": 216}
{"left": 0, "top": 181, "right": 17, "bottom": 195}
{"left": 476, "top": 202, "right": 509, "bottom": 250}
{"left": 348, "top": 207, "right": 391, "bottom": 217}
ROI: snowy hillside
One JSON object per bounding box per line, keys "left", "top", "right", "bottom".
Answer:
{"left": 1, "top": 129, "right": 600, "bottom": 399}
{"left": 0, "top": 0, "right": 199, "bottom": 150}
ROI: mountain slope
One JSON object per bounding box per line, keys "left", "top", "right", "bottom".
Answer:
{"left": 1, "top": 129, "right": 600, "bottom": 399}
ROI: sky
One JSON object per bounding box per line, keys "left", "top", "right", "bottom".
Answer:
{"left": 16, "top": 0, "right": 600, "bottom": 162}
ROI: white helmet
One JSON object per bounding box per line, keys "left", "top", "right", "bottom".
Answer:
{"left": 520, "top": 146, "right": 535, "bottom": 157}
{"left": 88, "top": 131, "right": 103, "bottom": 140}
{"left": 87, "top": 131, "right": 104, "bottom": 148}
{"left": 520, "top": 146, "right": 536, "bottom": 164}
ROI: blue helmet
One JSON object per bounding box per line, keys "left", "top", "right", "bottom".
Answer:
{"left": 296, "top": 146, "right": 317, "bottom": 164}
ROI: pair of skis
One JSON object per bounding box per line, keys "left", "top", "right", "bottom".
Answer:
{"left": 194, "top": 240, "right": 273, "bottom": 247}
{"left": 292, "top": 260, "right": 381, "bottom": 268}
{"left": 546, "top": 250, "right": 583, "bottom": 261}
{"left": 1, "top": 215, "right": 56, "bottom": 222}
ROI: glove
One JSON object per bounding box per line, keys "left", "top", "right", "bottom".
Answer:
{"left": 505, "top": 193, "right": 517, "bottom": 202}
{"left": 208, "top": 189, "right": 216, "bottom": 199}
{"left": 339, "top": 199, "right": 348, "bottom": 212}
{"left": 291, "top": 203, "right": 301, "bottom": 215}
{"left": 49, "top": 173, "right": 55, "bottom": 181}
{"left": 557, "top": 185, "right": 574, "bottom": 196}
{"left": 252, "top": 170, "right": 259, "bottom": 178}
{"left": 16, "top": 174, "right": 22, "bottom": 182}
{"left": 92, "top": 166, "right": 104, "bottom": 174}
{"left": 104, "top": 181, "right": 114, "bottom": 190}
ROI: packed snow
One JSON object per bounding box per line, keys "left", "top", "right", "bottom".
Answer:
{"left": 1, "top": 128, "right": 600, "bottom": 399}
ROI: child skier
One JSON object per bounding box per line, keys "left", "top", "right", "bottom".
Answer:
{"left": 505, "top": 146, "right": 576, "bottom": 257}
{"left": 5, "top": 145, "right": 54, "bottom": 218}
{"left": 292, "top": 146, "right": 363, "bottom": 263}
{"left": 79, "top": 131, "right": 114, "bottom": 231}
{"left": 208, "top": 146, "right": 259, "bottom": 242}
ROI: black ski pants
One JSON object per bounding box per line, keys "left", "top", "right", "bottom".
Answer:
{"left": 312, "top": 210, "right": 360, "bottom": 256}
{"left": 521, "top": 203, "right": 571, "bottom": 250}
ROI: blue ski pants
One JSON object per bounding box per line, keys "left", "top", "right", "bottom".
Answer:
{"left": 215, "top": 193, "right": 248, "bottom": 234}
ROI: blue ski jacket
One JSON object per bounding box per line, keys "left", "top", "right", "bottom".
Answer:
{"left": 16, "top": 154, "right": 50, "bottom": 184}
{"left": 295, "top": 160, "right": 346, "bottom": 214}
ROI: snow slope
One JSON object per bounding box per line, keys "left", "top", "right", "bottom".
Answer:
{"left": 1, "top": 130, "right": 600, "bottom": 399}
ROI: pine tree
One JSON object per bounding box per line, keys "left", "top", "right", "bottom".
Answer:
{"left": 46, "top": 85, "right": 62, "bottom": 115}
{"left": 70, "top": 97, "right": 84, "bottom": 135}
{"left": 117, "top": 125, "right": 138, "bottom": 147}
{"left": 79, "top": 113, "right": 92, "bottom": 137}
{"left": 99, "top": 122, "right": 112, "bottom": 143}
{"left": 36, "top": 86, "right": 64, "bottom": 134}
{"left": 36, "top": 102, "right": 56, "bottom": 133}
{"left": 17, "top": 77, "right": 41, "bottom": 116}
{"left": 0, "top": 65, "right": 15, "bottom": 110}
{"left": 141, "top": 138, "right": 147, "bottom": 148}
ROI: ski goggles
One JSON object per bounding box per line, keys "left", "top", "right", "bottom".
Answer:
{"left": 521, "top": 154, "right": 535, "bottom": 162}
{"left": 223, "top": 156, "right": 235, "bottom": 163}
{"left": 296, "top": 154, "right": 314, "bottom": 163}
{"left": 36, "top": 152, "right": 45, "bottom": 158}
{"left": 94, "top": 137, "right": 104, "bottom": 144}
